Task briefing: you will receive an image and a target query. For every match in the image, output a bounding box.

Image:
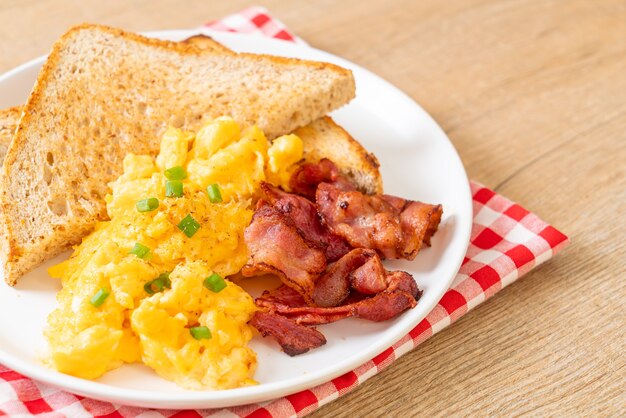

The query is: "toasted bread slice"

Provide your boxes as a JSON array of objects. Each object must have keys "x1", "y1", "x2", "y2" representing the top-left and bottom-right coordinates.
[
  {"x1": 0, "y1": 24, "x2": 356, "y2": 285},
  {"x1": 295, "y1": 117, "x2": 382, "y2": 195},
  {"x1": 0, "y1": 38, "x2": 379, "y2": 190},
  {"x1": 0, "y1": 35, "x2": 226, "y2": 169}
]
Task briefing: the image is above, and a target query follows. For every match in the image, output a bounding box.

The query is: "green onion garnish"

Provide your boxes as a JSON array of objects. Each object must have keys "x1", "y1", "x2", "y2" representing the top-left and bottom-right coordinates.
[
  {"x1": 189, "y1": 326, "x2": 212, "y2": 340},
  {"x1": 158, "y1": 272, "x2": 172, "y2": 288},
  {"x1": 129, "y1": 242, "x2": 151, "y2": 259},
  {"x1": 207, "y1": 184, "x2": 223, "y2": 203},
  {"x1": 178, "y1": 214, "x2": 200, "y2": 238},
  {"x1": 164, "y1": 166, "x2": 187, "y2": 181},
  {"x1": 143, "y1": 279, "x2": 162, "y2": 295},
  {"x1": 204, "y1": 273, "x2": 227, "y2": 293},
  {"x1": 90, "y1": 288, "x2": 109, "y2": 307},
  {"x1": 166, "y1": 180, "x2": 183, "y2": 198},
  {"x1": 144, "y1": 272, "x2": 172, "y2": 295},
  {"x1": 136, "y1": 197, "x2": 159, "y2": 212}
]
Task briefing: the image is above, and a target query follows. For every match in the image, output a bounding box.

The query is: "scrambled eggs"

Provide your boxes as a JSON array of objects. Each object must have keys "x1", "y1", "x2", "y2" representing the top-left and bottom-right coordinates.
[{"x1": 45, "y1": 117, "x2": 304, "y2": 389}]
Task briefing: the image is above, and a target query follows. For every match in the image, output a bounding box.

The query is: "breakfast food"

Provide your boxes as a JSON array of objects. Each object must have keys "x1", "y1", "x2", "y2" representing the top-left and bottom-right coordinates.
[
  {"x1": 45, "y1": 117, "x2": 303, "y2": 388},
  {"x1": 43, "y1": 114, "x2": 438, "y2": 383},
  {"x1": 0, "y1": 24, "x2": 356, "y2": 286},
  {"x1": 0, "y1": 35, "x2": 226, "y2": 169},
  {"x1": 241, "y1": 161, "x2": 442, "y2": 354},
  {"x1": 0, "y1": 23, "x2": 444, "y2": 390}
]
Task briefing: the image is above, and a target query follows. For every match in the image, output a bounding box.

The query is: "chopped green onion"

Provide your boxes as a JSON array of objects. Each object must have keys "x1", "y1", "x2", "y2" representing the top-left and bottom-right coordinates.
[
  {"x1": 90, "y1": 288, "x2": 109, "y2": 307},
  {"x1": 144, "y1": 272, "x2": 172, "y2": 295},
  {"x1": 129, "y1": 242, "x2": 151, "y2": 259},
  {"x1": 207, "y1": 184, "x2": 223, "y2": 203},
  {"x1": 143, "y1": 276, "x2": 167, "y2": 295},
  {"x1": 178, "y1": 214, "x2": 200, "y2": 238},
  {"x1": 204, "y1": 273, "x2": 227, "y2": 293},
  {"x1": 166, "y1": 180, "x2": 183, "y2": 198},
  {"x1": 164, "y1": 166, "x2": 187, "y2": 180},
  {"x1": 189, "y1": 326, "x2": 212, "y2": 340},
  {"x1": 143, "y1": 279, "x2": 162, "y2": 295},
  {"x1": 136, "y1": 197, "x2": 159, "y2": 212},
  {"x1": 158, "y1": 272, "x2": 172, "y2": 288}
]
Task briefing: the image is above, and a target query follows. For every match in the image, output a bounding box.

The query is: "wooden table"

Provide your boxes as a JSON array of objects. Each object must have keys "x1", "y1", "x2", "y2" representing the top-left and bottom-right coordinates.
[{"x1": 1, "y1": 0, "x2": 624, "y2": 415}]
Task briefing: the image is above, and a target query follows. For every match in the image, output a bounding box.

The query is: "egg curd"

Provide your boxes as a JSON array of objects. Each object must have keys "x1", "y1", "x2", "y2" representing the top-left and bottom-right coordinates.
[{"x1": 45, "y1": 117, "x2": 303, "y2": 389}]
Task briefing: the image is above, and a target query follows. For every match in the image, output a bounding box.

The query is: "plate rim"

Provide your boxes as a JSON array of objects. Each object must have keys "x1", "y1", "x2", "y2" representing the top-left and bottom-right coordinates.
[{"x1": 0, "y1": 28, "x2": 472, "y2": 409}]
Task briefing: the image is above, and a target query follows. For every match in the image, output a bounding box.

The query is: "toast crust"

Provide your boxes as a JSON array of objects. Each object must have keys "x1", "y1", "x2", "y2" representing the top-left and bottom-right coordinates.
[
  {"x1": 0, "y1": 106, "x2": 22, "y2": 164},
  {"x1": 296, "y1": 116, "x2": 382, "y2": 195},
  {"x1": 182, "y1": 34, "x2": 234, "y2": 53}
]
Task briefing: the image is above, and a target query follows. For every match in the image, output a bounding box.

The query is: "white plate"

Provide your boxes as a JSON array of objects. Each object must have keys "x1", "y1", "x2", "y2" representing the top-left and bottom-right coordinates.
[{"x1": 0, "y1": 29, "x2": 472, "y2": 409}]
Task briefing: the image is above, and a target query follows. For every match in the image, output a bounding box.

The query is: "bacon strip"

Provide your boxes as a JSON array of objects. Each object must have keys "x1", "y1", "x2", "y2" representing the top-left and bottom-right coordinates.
[
  {"x1": 316, "y1": 182, "x2": 443, "y2": 260},
  {"x1": 312, "y1": 248, "x2": 377, "y2": 307},
  {"x1": 241, "y1": 204, "x2": 326, "y2": 303},
  {"x1": 241, "y1": 157, "x2": 440, "y2": 355},
  {"x1": 249, "y1": 311, "x2": 326, "y2": 356},
  {"x1": 257, "y1": 290, "x2": 418, "y2": 326},
  {"x1": 312, "y1": 248, "x2": 421, "y2": 307},
  {"x1": 399, "y1": 198, "x2": 443, "y2": 249},
  {"x1": 349, "y1": 252, "x2": 387, "y2": 295},
  {"x1": 289, "y1": 158, "x2": 356, "y2": 200},
  {"x1": 385, "y1": 271, "x2": 421, "y2": 299},
  {"x1": 312, "y1": 249, "x2": 373, "y2": 307},
  {"x1": 260, "y1": 182, "x2": 351, "y2": 262},
  {"x1": 257, "y1": 285, "x2": 308, "y2": 308}
]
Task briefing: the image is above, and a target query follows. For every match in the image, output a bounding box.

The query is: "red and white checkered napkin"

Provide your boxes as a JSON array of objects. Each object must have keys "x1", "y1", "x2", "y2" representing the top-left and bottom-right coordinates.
[{"x1": 0, "y1": 7, "x2": 568, "y2": 418}]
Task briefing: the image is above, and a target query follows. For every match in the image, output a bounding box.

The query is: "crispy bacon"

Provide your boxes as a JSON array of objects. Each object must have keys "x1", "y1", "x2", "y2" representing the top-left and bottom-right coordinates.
[
  {"x1": 289, "y1": 158, "x2": 356, "y2": 199},
  {"x1": 312, "y1": 249, "x2": 376, "y2": 307},
  {"x1": 312, "y1": 248, "x2": 420, "y2": 307},
  {"x1": 349, "y1": 252, "x2": 387, "y2": 295},
  {"x1": 257, "y1": 290, "x2": 417, "y2": 326},
  {"x1": 260, "y1": 182, "x2": 351, "y2": 262},
  {"x1": 257, "y1": 285, "x2": 308, "y2": 308},
  {"x1": 313, "y1": 248, "x2": 387, "y2": 307},
  {"x1": 249, "y1": 311, "x2": 326, "y2": 356},
  {"x1": 399, "y1": 197, "x2": 443, "y2": 249},
  {"x1": 316, "y1": 182, "x2": 443, "y2": 260},
  {"x1": 386, "y1": 271, "x2": 421, "y2": 299},
  {"x1": 349, "y1": 291, "x2": 417, "y2": 322},
  {"x1": 241, "y1": 156, "x2": 442, "y2": 355},
  {"x1": 241, "y1": 204, "x2": 326, "y2": 303}
]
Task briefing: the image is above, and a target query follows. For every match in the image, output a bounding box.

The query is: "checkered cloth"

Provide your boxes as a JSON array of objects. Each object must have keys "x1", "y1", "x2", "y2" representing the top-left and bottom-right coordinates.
[{"x1": 0, "y1": 7, "x2": 568, "y2": 418}]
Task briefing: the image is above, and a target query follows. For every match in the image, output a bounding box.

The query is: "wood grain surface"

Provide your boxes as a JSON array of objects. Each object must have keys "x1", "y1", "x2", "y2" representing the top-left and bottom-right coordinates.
[{"x1": 1, "y1": 0, "x2": 624, "y2": 416}]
